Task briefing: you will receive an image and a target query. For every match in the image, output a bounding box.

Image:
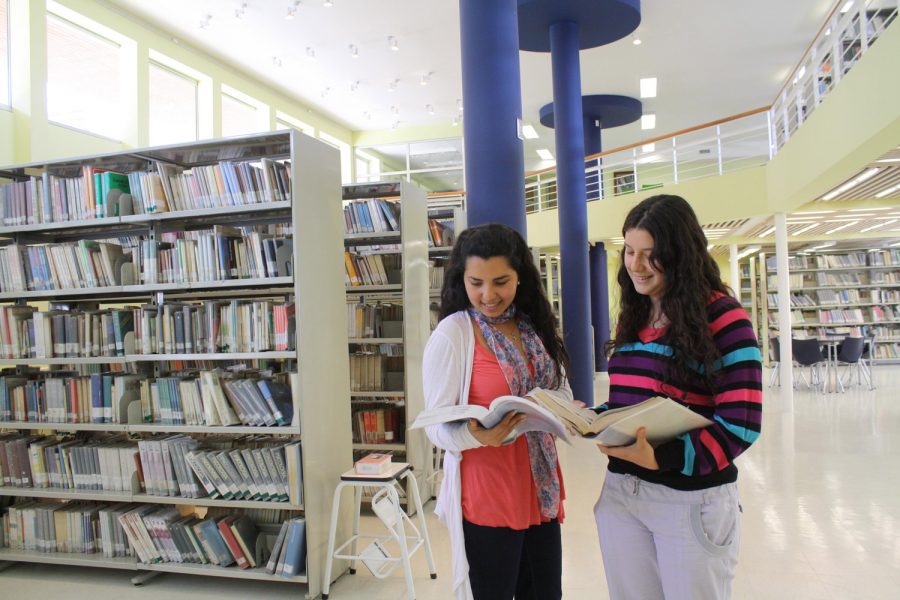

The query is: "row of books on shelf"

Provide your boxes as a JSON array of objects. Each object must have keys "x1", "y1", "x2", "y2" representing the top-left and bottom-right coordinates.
[
  {"x1": 0, "y1": 158, "x2": 292, "y2": 226},
  {"x1": 0, "y1": 432, "x2": 302, "y2": 505},
  {"x1": 427, "y1": 217, "x2": 454, "y2": 248},
  {"x1": 342, "y1": 199, "x2": 401, "y2": 234},
  {"x1": 0, "y1": 369, "x2": 295, "y2": 427},
  {"x1": 349, "y1": 353, "x2": 403, "y2": 392},
  {"x1": 1, "y1": 502, "x2": 307, "y2": 576},
  {"x1": 347, "y1": 301, "x2": 403, "y2": 339},
  {"x1": 351, "y1": 404, "x2": 403, "y2": 445},
  {"x1": 137, "y1": 229, "x2": 294, "y2": 284},
  {"x1": 0, "y1": 229, "x2": 295, "y2": 293},
  {"x1": 344, "y1": 251, "x2": 401, "y2": 287},
  {"x1": 769, "y1": 272, "x2": 900, "y2": 289},
  {"x1": 770, "y1": 250, "x2": 900, "y2": 271},
  {"x1": 0, "y1": 300, "x2": 296, "y2": 360},
  {"x1": 429, "y1": 262, "x2": 445, "y2": 290}
]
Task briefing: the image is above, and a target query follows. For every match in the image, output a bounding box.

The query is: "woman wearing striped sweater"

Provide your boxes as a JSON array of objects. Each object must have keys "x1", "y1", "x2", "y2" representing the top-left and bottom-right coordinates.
[{"x1": 595, "y1": 195, "x2": 762, "y2": 600}]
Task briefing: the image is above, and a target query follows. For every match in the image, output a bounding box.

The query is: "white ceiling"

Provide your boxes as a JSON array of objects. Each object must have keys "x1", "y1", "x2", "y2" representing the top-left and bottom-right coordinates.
[{"x1": 105, "y1": 0, "x2": 836, "y2": 169}]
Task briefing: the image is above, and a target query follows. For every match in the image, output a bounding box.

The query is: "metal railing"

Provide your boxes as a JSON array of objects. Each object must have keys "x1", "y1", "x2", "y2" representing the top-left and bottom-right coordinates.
[
  {"x1": 770, "y1": 0, "x2": 897, "y2": 151},
  {"x1": 525, "y1": 0, "x2": 897, "y2": 215}
]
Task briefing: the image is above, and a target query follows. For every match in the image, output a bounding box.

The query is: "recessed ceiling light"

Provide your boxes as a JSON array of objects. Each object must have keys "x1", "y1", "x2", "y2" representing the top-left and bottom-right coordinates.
[
  {"x1": 426, "y1": 104, "x2": 435, "y2": 115},
  {"x1": 522, "y1": 124, "x2": 539, "y2": 139},
  {"x1": 639, "y1": 77, "x2": 657, "y2": 98},
  {"x1": 861, "y1": 219, "x2": 897, "y2": 232},
  {"x1": 875, "y1": 183, "x2": 900, "y2": 198},
  {"x1": 350, "y1": 80, "x2": 359, "y2": 92},
  {"x1": 272, "y1": 56, "x2": 282, "y2": 67},
  {"x1": 792, "y1": 223, "x2": 819, "y2": 235},
  {"x1": 388, "y1": 35, "x2": 399, "y2": 51},
  {"x1": 825, "y1": 220, "x2": 859, "y2": 234},
  {"x1": 286, "y1": 1, "x2": 300, "y2": 19},
  {"x1": 457, "y1": 99, "x2": 464, "y2": 113},
  {"x1": 324, "y1": 0, "x2": 334, "y2": 7},
  {"x1": 537, "y1": 148, "x2": 554, "y2": 161},
  {"x1": 388, "y1": 79, "x2": 398, "y2": 92},
  {"x1": 305, "y1": 46, "x2": 315, "y2": 60},
  {"x1": 199, "y1": 14, "x2": 212, "y2": 29},
  {"x1": 452, "y1": 116, "x2": 460, "y2": 126},
  {"x1": 349, "y1": 44, "x2": 358, "y2": 58},
  {"x1": 632, "y1": 36, "x2": 642, "y2": 45},
  {"x1": 234, "y1": 2, "x2": 247, "y2": 19},
  {"x1": 390, "y1": 105, "x2": 399, "y2": 115},
  {"x1": 641, "y1": 113, "x2": 656, "y2": 130}
]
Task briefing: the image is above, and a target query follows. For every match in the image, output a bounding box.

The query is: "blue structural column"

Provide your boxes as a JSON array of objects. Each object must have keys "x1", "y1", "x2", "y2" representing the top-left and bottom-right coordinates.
[
  {"x1": 590, "y1": 243, "x2": 610, "y2": 372},
  {"x1": 584, "y1": 118, "x2": 609, "y2": 373},
  {"x1": 459, "y1": 0, "x2": 527, "y2": 235},
  {"x1": 549, "y1": 20, "x2": 593, "y2": 405}
]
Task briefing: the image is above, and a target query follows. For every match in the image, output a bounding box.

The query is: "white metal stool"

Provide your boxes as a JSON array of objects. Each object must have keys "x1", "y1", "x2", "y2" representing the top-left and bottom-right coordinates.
[{"x1": 322, "y1": 462, "x2": 436, "y2": 599}]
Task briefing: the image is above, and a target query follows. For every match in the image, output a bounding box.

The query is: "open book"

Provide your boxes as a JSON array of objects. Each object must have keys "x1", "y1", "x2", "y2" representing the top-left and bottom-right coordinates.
[
  {"x1": 530, "y1": 391, "x2": 714, "y2": 447},
  {"x1": 409, "y1": 395, "x2": 568, "y2": 441}
]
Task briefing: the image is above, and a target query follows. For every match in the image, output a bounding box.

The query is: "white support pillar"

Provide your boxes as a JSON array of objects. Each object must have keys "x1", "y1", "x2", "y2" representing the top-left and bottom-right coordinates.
[
  {"x1": 774, "y1": 213, "x2": 794, "y2": 394},
  {"x1": 729, "y1": 244, "x2": 740, "y2": 301}
]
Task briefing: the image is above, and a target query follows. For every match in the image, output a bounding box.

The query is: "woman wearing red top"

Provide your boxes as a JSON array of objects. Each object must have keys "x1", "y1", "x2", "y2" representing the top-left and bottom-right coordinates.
[{"x1": 422, "y1": 223, "x2": 575, "y2": 600}]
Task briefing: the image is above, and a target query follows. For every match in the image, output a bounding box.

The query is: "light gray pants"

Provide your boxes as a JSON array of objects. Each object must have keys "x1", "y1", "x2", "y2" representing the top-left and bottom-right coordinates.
[{"x1": 594, "y1": 472, "x2": 741, "y2": 600}]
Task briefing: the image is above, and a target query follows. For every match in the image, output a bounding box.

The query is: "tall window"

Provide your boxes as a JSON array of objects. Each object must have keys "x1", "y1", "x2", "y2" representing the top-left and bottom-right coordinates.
[
  {"x1": 221, "y1": 88, "x2": 265, "y2": 137},
  {"x1": 46, "y1": 13, "x2": 122, "y2": 139},
  {"x1": 0, "y1": 0, "x2": 9, "y2": 108},
  {"x1": 149, "y1": 61, "x2": 198, "y2": 146}
]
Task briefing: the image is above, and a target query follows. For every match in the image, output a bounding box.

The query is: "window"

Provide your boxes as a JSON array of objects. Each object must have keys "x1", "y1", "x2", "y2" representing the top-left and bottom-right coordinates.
[
  {"x1": 46, "y1": 13, "x2": 122, "y2": 139},
  {"x1": 148, "y1": 61, "x2": 198, "y2": 146},
  {"x1": 275, "y1": 111, "x2": 315, "y2": 137},
  {"x1": 221, "y1": 87, "x2": 266, "y2": 137},
  {"x1": 318, "y1": 131, "x2": 352, "y2": 184},
  {"x1": 0, "y1": 0, "x2": 9, "y2": 108}
]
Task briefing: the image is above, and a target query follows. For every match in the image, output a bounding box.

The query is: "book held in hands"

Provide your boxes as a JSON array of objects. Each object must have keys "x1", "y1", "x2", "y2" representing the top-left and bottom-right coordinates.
[
  {"x1": 409, "y1": 394, "x2": 569, "y2": 441},
  {"x1": 529, "y1": 391, "x2": 714, "y2": 447}
]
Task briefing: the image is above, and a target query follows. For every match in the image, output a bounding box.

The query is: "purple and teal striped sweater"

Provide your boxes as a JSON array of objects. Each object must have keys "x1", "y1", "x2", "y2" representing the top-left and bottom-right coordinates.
[{"x1": 604, "y1": 294, "x2": 763, "y2": 491}]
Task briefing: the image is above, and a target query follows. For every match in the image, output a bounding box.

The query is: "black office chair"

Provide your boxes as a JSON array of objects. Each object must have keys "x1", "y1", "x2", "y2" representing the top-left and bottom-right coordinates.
[
  {"x1": 792, "y1": 338, "x2": 826, "y2": 390},
  {"x1": 837, "y1": 336, "x2": 872, "y2": 390},
  {"x1": 768, "y1": 337, "x2": 781, "y2": 387}
]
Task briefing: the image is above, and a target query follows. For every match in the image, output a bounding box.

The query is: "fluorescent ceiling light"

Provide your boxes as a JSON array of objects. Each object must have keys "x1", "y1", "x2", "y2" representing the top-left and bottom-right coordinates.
[
  {"x1": 849, "y1": 206, "x2": 892, "y2": 211},
  {"x1": 809, "y1": 242, "x2": 837, "y2": 251},
  {"x1": 792, "y1": 210, "x2": 835, "y2": 215},
  {"x1": 821, "y1": 167, "x2": 880, "y2": 200},
  {"x1": 792, "y1": 223, "x2": 819, "y2": 235},
  {"x1": 736, "y1": 245, "x2": 762, "y2": 260},
  {"x1": 798, "y1": 66, "x2": 806, "y2": 79},
  {"x1": 522, "y1": 124, "x2": 539, "y2": 139},
  {"x1": 861, "y1": 219, "x2": 897, "y2": 232},
  {"x1": 707, "y1": 244, "x2": 715, "y2": 250},
  {"x1": 641, "y1": 113, "x2": 656, "y2": 130},
  {"x1": 758, "y1": 226, "x2": 776, "y2": 238},
  {"x1": 639, "y1": 77, "x2": 657, "y2": 98},
  {"x1": 536, "y1": 148, "x2": 554, "y2": 161},
  {"x1": 875, "y1": 183, "x2": 900, "y2": 198},
  {"x1": 840, "y1": 1, "x2": 854, "y2": 14},
  {"x1": 875, "y1": 158, "x2": 900, "y2": 163},
  {"x1": 825, "y1": 220, "x2": 859, "y2": 234},
  {"x1": 637, "y1": 153, "x2": 660, "y2": 164},
  {"x1": 890, "y1": 242, "x2": 900, "y2": 248},
  {"x1": 642, "y1": 143, "x2": 655, "y2": 153}
]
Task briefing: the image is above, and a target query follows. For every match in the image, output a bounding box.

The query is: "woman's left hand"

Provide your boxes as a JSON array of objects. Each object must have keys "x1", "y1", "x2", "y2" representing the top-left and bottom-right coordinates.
[{"x1": 597, "y1": 427, "x2": 659, "y2": 470}]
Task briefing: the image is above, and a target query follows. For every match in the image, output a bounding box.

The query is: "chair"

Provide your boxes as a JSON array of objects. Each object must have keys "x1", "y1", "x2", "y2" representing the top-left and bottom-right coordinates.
[
  {"x1": 768, "y1": 337, "x2": 781, "y2": 387},
  {"x1": 837, "y1": 336, "x2": 873, "y2": 390},
  {"x1": 791, "y1": 338, "x2": 826, "y2": 390}
]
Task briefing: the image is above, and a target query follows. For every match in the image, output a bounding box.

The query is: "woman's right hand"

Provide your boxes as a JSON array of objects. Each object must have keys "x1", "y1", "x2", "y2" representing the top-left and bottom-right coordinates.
[{"x1": 467, "y1": 411, "x2": 527, "y2": 447}]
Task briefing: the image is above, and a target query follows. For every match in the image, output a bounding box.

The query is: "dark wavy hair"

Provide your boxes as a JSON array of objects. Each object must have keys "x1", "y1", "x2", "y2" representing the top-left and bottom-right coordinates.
[
  {"x1": 440, "y1": 223, "x2": 570, "y2": 388},
  {"x1": 607, "y1": 195, "x2": 731, "y2": 390}
]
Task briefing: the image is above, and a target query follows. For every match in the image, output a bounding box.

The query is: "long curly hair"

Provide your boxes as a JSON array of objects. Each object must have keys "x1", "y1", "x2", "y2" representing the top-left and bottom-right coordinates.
[
  {"x1": 607, "y1": 195, "x2": 731, "y2": 391},
  {"x1": 440, "y1": 223, "x2": 570, "y2": 388}
]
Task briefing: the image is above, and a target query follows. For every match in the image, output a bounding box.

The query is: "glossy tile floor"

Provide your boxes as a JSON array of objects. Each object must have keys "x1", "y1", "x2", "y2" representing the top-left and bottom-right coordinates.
[{"x1": 3, "y1": 367, "x2": 900, "y2": 599}]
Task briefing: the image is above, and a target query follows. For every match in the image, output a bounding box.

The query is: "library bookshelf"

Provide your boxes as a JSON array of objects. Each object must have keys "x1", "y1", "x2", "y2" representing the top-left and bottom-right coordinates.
[
  {"x1": 0, "y1": 131, "x2": 352, "y2": 598},
  {"x1": 341, "y1": 182, "x2": 432, "y2": 507}
]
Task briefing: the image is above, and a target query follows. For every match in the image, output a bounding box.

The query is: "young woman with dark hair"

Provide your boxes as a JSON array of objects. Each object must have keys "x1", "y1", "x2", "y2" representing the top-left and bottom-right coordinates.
[
  {"x1": 422, "y1": 223, "x2": 574, "y2": 600},
  {"x1": 595, "y1": 194, "x2": 762, "y2": 600}
]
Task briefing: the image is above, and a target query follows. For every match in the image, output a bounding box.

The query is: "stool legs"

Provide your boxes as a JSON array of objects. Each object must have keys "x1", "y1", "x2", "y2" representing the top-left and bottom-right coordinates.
[
  {"x1": 405, "y1": 471, "x2": 437, "y2": 579},
  {"x1": 322, "y1": 481, "x2": 349, "y2": 599},
  {"x1": 389, "y1": 485, "x2": 416, "y2": 600}
]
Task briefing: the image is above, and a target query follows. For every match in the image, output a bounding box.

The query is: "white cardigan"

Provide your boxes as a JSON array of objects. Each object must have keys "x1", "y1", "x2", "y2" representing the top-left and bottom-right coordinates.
[{"x1": 422, "y1": 311, "x2": 574, "y2": 600}]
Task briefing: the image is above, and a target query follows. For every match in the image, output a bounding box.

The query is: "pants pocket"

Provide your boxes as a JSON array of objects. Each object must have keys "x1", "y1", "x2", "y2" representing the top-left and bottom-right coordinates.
[{"x1": 689, "y1": 495, "x2": 739, "y2": 557}]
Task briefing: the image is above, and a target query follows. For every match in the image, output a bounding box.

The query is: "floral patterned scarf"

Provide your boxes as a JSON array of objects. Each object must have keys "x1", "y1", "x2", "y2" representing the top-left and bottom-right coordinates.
[{"x1": 468, "y1": 305, "x2": 561, "y2": 519}]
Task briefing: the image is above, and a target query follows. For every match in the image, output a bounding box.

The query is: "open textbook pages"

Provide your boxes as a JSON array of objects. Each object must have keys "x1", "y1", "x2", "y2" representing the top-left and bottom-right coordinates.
[
  {"x1": 530, "y1": 391, "x2": 713, "y2": 447},
  {"x1": 409, "y1": 395, "x2": 569, "y2": 441}
]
